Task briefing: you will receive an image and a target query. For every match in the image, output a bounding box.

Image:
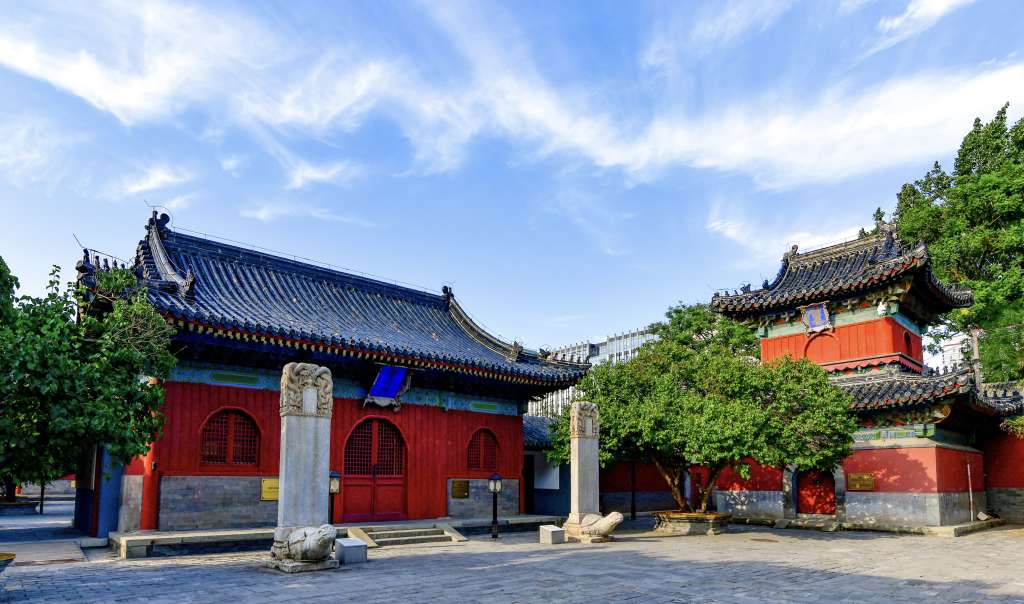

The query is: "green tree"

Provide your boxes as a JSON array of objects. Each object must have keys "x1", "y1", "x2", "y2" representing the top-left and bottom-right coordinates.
[
  {"x1": 0, "y1": 261, "x2": 176, "y2": 500},
  {"x1": 893, "y1": 104, "x2": 1024, "y2": 381},
  {"x1": 548, "y1": 304, "x2": 856, "y2": 512}
]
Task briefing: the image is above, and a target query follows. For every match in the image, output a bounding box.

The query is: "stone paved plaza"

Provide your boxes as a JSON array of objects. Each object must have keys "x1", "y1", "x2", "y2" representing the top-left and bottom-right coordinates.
[{"x1": 4, "y1": 522, "x2": 1024, "y2": 603}]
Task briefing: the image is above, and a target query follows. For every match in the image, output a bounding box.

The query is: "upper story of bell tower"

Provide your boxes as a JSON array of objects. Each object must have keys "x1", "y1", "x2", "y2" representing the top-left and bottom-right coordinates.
[{"x1": 711, "y1": 222, "x2": 973, "y2": 375}]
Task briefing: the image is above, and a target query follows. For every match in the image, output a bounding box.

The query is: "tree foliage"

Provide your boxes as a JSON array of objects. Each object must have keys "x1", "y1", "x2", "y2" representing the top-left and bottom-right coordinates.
[
  {"x1": 893, "y1": 104, "x2": 1024, "y2": 380},
  {"x1": 548, "y1": 304, "x2": 856, "y2": 512},
  {"x1": 0, "y1": 260, "x2": 176, "y2": 497}
]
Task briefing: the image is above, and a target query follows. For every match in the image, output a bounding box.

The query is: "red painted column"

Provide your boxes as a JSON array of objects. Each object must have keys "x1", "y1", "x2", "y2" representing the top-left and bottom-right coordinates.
[{"x1": 140, "y1": 446, "x2": 159, "y2": 530}]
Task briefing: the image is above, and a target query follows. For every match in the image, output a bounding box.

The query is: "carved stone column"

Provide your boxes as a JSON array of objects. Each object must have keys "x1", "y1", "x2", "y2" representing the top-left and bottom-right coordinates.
[
  {"x1": 563, "y1": 401, "x2": 602, "y2": 542},
  {"x1": 277, "y1": 362, "x2": 334, "y2": 528}
]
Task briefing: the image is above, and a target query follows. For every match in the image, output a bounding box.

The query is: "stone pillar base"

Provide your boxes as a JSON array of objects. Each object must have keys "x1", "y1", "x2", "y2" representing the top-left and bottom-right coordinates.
[
  {"x1": 562, "y1": 522, "x2": 611, "y2": 544},
  {"x1": 262, "y1": 558, "x2": 340, "y2": 573}
]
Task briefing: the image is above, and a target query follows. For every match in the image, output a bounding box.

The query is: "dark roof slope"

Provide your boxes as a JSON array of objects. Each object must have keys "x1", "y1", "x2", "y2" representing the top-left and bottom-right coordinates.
[
  {"x1": 112, "y1": 213, "x2": 588, "y2": 385},
  {"x1": 523, "y1": 415, "x2": 555, "y2": 449},
  {"x1": 831, "y1": 367, "x2": 1023, "y2": 416},
  {"x1": 712, "y1": 224, "x2": 972, "y2": 318}
]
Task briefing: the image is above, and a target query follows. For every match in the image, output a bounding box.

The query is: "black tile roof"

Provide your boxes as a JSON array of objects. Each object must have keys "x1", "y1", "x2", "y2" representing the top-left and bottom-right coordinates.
[
  {"x1": 91, "y1": 213, "x2": 589, "y2": 386},
  {"x1": 523, "y1": 415, "x2": 555, "y2": 449},
  {"x1": 711, "y1": 225, "x2": 972, "y2": 318},
  {"x1": 831, "y1": 367, "x2": 1023, "y2": 416}
]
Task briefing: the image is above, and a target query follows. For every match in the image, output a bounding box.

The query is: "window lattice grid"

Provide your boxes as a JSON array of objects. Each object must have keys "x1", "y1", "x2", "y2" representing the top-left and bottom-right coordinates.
[
  {"x1": 231, "y1": 413, "x2": 259, "y2": 465},
  {"x1": 201, "y1": 411, "x2": 260, "y2": 466},
  {"x1": 200, "y1": 413, "x2": 229, "y2": 464},
  {"x1": 344, "y1": 420, "x2": 374, "y2": 475},
  {"x1": 376, "y1": 421, "x2": 405, "y2": 477},
  {"x1": 468, "y1": 430, "x2": 497, "y2": 471}
]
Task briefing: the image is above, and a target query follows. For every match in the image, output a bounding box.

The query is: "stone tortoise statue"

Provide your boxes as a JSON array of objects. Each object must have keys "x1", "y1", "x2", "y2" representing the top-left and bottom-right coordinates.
[
  {"x1": 579, "y1": 511, "x2": 624, "y2": 537},
  {"x1": 271, "y1": 525, "x2": 338, "y2": 562}
]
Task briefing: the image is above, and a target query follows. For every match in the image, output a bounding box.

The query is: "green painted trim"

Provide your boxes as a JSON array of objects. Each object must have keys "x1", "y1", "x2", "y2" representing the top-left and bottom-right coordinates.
[{"x1": 763, "y1": 306, "x2": 923, "y2": 339}]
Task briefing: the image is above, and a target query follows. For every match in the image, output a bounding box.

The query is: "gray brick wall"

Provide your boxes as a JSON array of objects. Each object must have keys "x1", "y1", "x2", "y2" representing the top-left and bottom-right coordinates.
[
  {"x1": 118, "y1": 475, "x2": 143, "y2": 532},
  {"x1": 447, "y1": 479, "x2": 519, "y2": 518},
  {"x1": 159, "y1": 476, "x2": 277, "y2": 531},
  {"x1": 987, "y1": 488, "x2": 1024, "y2": 522}
]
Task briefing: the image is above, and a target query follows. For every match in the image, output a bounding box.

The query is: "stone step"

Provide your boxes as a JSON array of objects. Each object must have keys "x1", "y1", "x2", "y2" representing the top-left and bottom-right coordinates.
[
  {"x1": 362, "y1": 528, "x2": 446, "y2": 540},
  {"x1": 372, "y1": 534, "x2": 454, "y2": 547}
]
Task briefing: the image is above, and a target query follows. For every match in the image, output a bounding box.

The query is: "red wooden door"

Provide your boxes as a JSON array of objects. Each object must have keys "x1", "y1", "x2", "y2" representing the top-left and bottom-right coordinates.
[
  {"x1": 342, "y1": 419, "x2": 407, "y2": 522},
  {"x1": 797, "y1": 469, "x2": 836, "y2": 515}
]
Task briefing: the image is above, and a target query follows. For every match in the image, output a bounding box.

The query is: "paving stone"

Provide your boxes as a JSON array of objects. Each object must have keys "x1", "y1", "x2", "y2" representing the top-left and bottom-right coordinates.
[{"x1": 2, "y1": 523, "x2": 1024, "y2": 602}]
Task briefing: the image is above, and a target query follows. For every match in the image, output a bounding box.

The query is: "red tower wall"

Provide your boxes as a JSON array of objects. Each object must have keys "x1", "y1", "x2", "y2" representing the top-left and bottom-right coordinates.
[{"x1": 761, "y1": 317, "x2": 922, "y2": 370}]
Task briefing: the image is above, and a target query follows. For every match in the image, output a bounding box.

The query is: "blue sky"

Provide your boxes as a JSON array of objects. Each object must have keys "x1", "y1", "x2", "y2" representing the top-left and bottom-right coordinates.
[{"x1": 0, "y1": 0, "x2": 1021, "y2": 351}]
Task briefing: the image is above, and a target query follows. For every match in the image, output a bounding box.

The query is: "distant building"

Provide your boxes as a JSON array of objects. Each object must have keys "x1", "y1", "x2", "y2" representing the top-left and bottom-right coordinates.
[
  {"x1": 935, "y1": 333, "x2": 968, "y2": 370},
  {"x1": 528, "y1": 328, "x2": 655, "y2": 417}
]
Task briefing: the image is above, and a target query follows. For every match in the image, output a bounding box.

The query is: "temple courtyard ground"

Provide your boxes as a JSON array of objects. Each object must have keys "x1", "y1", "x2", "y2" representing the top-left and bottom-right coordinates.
[{"x1": 3, "y1": 520, "x2": 1024, "y2": 603}]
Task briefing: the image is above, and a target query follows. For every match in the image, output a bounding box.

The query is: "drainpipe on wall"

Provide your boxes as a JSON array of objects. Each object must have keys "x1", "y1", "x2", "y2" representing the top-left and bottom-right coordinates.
[{"x1": 966, "y1": 461, "x2": 975, "y2": 521}]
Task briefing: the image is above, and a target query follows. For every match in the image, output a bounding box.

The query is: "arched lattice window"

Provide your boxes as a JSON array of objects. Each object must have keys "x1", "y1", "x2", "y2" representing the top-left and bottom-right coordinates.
[
  {"x1": 201, "y1": 410, "x2": 259, "y2": 466},
  {"x1": 467, "y1": 429, "x2": 498, "y2": 471}
]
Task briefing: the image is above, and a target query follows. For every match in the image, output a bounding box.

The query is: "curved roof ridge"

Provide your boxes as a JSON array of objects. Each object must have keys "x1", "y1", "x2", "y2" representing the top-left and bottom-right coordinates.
[
  {"x1": 129, "y1": 213, "x2": 588, "y2": 386},
  {"x1": 149, "y1": 212, "x2": 446, "y2": 308}
]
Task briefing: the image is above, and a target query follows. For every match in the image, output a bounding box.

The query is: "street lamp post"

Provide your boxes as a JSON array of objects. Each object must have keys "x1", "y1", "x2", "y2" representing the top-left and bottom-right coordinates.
[{"x1": 488, "y1": 473, "x2": 502, "y2": 539}]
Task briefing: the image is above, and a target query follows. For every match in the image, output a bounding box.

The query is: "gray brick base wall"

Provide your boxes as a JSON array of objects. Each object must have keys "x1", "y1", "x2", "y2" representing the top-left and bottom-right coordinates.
[
  {"x1": 987, "y1": 488, "x2": 1024, "y2": 522},
  {"x1": 601, "y1": 491, "x2": 677, "y2": 513},
  {"x1": 118, "y1": 475, "x2": 143, "y2": 532},
  {"x1": 845, "y1": 491, "x2": 985, "y2": 526},
  {"x1": 715, "y1": 490, "x2": 785, "y2": 520},
  {"x1": 159, "y1": 476, "x2": 277, "y2": 531},
  {"x1": 447, "y1": 479, "x2": 519, "y2": 518}
]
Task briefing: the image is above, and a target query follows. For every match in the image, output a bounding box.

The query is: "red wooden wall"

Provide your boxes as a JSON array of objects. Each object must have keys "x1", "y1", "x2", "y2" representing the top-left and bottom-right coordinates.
[
  {"x1": 716, "y1": 461, "x2": 784, "y2": 491},
  {"x1": 983, "y1": 432, "x2": 1024, "y2": 489},
  {"x1": 152, "y1": 381, "x2": 524, "y2": 522},
  {"x1": 761, "y1": 317, "x2": 922, "y2": 369},
  {"x1": 841, "y1": 447, "x2": 983, "y2": 492},
  {"x1": 601, "y1": 461, "x2": 672, "y2": 492}
]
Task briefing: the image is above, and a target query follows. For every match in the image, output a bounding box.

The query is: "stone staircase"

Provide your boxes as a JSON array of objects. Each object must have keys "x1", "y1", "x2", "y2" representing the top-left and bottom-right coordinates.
[{"x1": 351, "y1": 524, "x2": 466, "y2": 548}]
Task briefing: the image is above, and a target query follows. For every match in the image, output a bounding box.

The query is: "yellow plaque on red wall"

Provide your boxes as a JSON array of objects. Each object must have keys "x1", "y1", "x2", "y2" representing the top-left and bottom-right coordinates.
[
  {"x1": 451, "y1": 480, "x2": 470, "y2": 499},
  {"x1": 847, "y1": 473, "x2": 875, "y2": 491},
  {"x1": 260, "y1": 478, "x2": 280, "y2": 501}
]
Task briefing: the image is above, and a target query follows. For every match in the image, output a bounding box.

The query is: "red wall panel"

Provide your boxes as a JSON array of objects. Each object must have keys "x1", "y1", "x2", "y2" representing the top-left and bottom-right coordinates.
[
  {"x1": 842, "y1": 446, "x2": 983, "y2": 493},
  {"x1": 761, "y1": 317, "x2": 922, "y2": 368},
  {"x1": 154, "y1": 381, "x2": 525, "y2": 522},
  {"x1": 716, "y1": 461, "x2": 784, "y2": 491},
  {"x1": 600, "y1": 462, "x2": 671, "y2": 492},
  {"x1": 984, "y1": 432, "x2": 1024, "y2": 488}
]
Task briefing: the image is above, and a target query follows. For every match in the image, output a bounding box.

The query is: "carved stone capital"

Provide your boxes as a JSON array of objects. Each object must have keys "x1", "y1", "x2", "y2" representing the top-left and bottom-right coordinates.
[
  {"x1": 280, "y1": 362, "x2": 334, "y2": 418},
  {"x1": 569, "y1": 401, "x2": 599, "y2": 439}
]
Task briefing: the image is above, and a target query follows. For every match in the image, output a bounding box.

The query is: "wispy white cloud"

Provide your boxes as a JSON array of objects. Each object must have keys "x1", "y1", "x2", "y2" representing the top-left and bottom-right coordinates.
[
  {"x1": 2, "y1": 0, "x2": 1015, "y2": 196},
  {"x1": 118, "y1": 164, "x2": 191, "y2": 196},
  {"x1": 0, "y1": 2, "x2": 272, "y2": 125},
  {"x1": 868, "y1": 0, "x2": 976, "y2": 56},
  {"x1": 286, "y1": 160, "x2": 362, "y2": 190},
  {"x1": 219, "y1": 155, "x2": 246, "y2": 176},
  {"x1": 547, "y1": 190, "x2": 634, "y2": 257},
  {"x1": 0, "y1": 114, "x2": 76, "y2": 189},
  {"x1": 162, "y1": 193, "x2": 194, "y2": 211},
  {"x1": 705, "y1": 201, "x2": 865, "y2": 269},
  {"x1": 240, "y1": 202, "x2": 374, "y2": 227},
  {"x1": 644, "y1": 0, "x2": 795, "y2": 69}
]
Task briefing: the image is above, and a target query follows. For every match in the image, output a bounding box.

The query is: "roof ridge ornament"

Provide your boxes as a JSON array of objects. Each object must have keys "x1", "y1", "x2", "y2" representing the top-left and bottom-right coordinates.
[{"x1": 145, "y1": 211, "x2": 195, "y2": 297}]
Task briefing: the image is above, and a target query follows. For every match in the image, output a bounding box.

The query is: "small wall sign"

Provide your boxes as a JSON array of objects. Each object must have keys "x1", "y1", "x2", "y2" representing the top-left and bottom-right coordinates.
[
  {"x1": 260, "y1": 478, "x2": 280, "y2": 501},
  {"x1": 847, "y1": 473, "x2": 875, "y2": 491},
  {"x1": 451, "y1": 479, "x2": 470, "y2": 499}
]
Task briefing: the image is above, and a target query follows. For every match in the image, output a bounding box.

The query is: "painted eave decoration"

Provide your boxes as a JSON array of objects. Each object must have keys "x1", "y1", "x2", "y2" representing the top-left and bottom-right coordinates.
[
  {"x1": 79, "y1": 212, "x2": 589, "y2": 387},
  {"x1": 711, "y1": 223, "x2": 972, "y2": 319}
]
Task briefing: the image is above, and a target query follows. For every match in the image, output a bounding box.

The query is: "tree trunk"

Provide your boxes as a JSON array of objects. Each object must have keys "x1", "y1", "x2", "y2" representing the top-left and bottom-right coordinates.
[
  {"x1": 652, "y1": 458, "x2": 692, "y2": 512},
  {"x1": 697, "y1": 467, "x2": 725, "y2": 513},
  {"x1": 1, "y1": 475, "x2": 15, "y2": 502}
]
